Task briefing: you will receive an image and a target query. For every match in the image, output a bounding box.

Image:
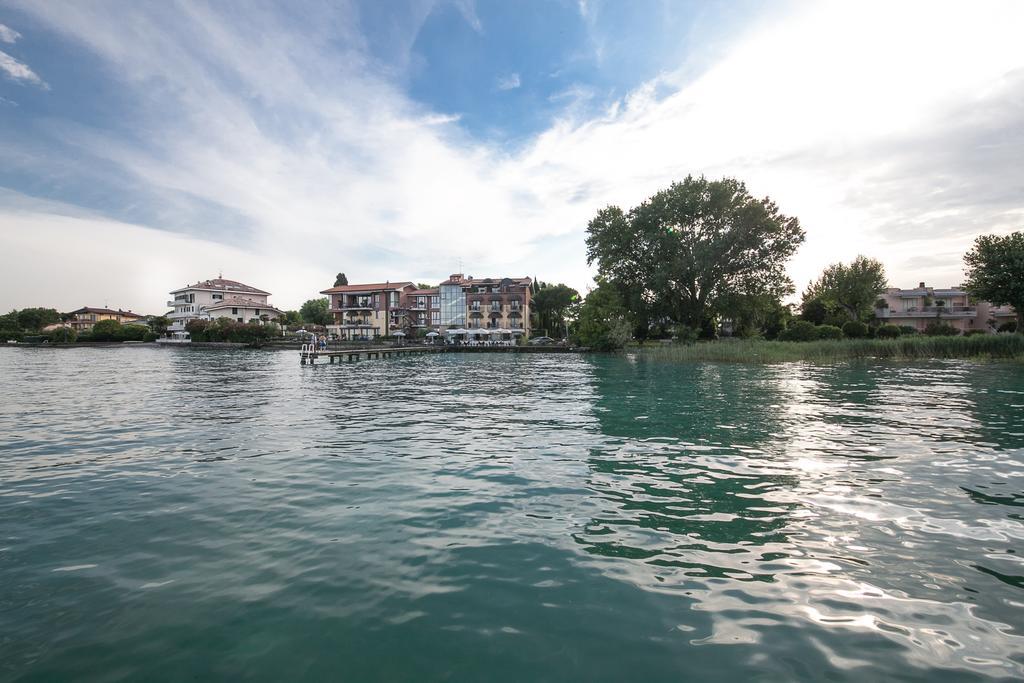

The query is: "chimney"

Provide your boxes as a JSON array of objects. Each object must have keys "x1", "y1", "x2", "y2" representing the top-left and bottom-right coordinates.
[{"x1": 918, "y1": 282, "x2": 925, "y2": 289}]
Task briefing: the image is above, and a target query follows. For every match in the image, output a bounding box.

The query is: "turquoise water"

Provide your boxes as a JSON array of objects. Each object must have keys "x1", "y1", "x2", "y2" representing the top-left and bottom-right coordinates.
[{"x1": 1, "y1": 348, "x2": 1023, "y2": 681}]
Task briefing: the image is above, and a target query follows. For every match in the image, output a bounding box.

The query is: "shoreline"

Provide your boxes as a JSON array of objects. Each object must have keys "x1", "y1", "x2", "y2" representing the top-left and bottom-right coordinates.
[{"x1": 629, "y1": 335, "x2": 1024, "y2": 364}]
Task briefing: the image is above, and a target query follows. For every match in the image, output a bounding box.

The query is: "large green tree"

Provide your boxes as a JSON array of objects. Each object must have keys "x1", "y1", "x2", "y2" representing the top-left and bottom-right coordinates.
[
  {"x1": 150, "y1": 316, "x2": 170, "y2": 336},
  {"x1": 801, "y1": 255, "x2": 887, "y2": 322},
  {"x1": 586, "y1": 176, "x2": 804, "y2": 336},
  {"x1": 16, "y1": 307, "x2": 61, "y2": 331},
  {"x1": 299, "y1": 297, "x2": 332, "y2": 326},
  {"x1": 963, "y1": 231, "x2": 1024, "y2": 331},
  {"x1": 334, "y1": 273, "x2": 348, "y2": 287},
  {"x1": 532, "y1": 283, "x2": 580, "y2": 337},
  {"x1": 575, "y1": 280, "x2": 632, "y2": 351}
]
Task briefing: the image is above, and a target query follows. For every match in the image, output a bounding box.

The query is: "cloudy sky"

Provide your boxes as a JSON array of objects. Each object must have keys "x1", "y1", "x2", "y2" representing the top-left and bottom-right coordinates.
[{"x1": 0, "y1": 0, "x2": 1022, "y2": 313}]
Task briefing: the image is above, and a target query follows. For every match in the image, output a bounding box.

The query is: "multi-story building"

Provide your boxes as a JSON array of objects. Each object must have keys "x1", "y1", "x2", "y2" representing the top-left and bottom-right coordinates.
[
  {"x1": 167, "y1": 277, "x2": 281, "y2": 337},
  {"x1": 320, "y1": 281, "x2": 416, "y2": 340},
  {"x1": 875, "y1": 282, "x2": 1017, "y2": 333},
  {"x1": 320, "y1": 275, "x2": 532, "y2": 340},
  {"x1": 406, "y1": 287, "x2": 441, "y2": 331},
  {"x1": 439, "y1": 274, "x2": 532, "y2": 338},
  {"x1": 67, "y1": 307, "x2": 143, "y2": 333}
]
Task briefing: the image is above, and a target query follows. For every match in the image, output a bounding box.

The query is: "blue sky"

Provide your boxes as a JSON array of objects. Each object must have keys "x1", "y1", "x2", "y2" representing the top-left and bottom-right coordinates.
[{"x1": 1, "y1": 0, "x2": 1022, "y2": 312}]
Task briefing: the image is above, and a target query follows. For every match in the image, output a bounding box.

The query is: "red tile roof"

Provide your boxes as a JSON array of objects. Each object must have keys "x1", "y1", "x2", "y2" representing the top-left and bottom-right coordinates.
[
  {"x1": 171, "y1": 278, "x2": 270, "y2": 296},
  {"x1": 320, "y1": 281, "x2": 414, "y2": 294},
  {"x1": 203, "y1": 297, "x2": 282, "y2": 314},
  {"x1": 69, "y1": 307, "x2": 142, "y2": 317}
]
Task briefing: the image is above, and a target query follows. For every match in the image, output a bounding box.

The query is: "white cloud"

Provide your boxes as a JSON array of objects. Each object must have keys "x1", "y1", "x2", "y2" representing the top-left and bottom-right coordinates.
[
  {"x1": 0, "y1": 23, "x2": 21, "y2": 43},
  {"x1": 0, "y1": 49, "x2": 47, "y2": 88},
  {"x1": 497, "y1": 72, "x2": 521, "y2": 90},
  {"x1": 1, "y1": 0, "x2": 1023, "y2": 314}
]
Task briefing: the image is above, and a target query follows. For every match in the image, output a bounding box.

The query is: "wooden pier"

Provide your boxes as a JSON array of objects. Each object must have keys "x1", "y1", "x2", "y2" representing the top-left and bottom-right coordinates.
[
  {"x1": 300, "y1": 344, "x2": 587, "y2": 364},
  {"x1": 300, "y1": 345, "x2": 443, "y2": 365}
]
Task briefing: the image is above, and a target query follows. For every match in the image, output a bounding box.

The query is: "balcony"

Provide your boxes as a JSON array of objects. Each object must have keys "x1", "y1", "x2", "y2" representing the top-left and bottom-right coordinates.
[
  {"x1": 337, "y1": 300, "x2": 374, "y2": 311},
  {"x1": 878, "y1": 306, "x2": 976, "y2": 318}
]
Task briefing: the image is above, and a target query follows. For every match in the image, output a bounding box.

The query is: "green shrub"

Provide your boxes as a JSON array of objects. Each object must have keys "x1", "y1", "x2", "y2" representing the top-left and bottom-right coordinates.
[
  {"x1": 90, "y1": 319, "x2": 123, "y2": 341},
  {"x1": 120, "y1": 324, "x2": 150, "y2": 341},
  {"x1": 963, "y1": 329, "x2": 987, "y2": 337},
  {"x1": 998, "y1": 321, "x2": 1018, "y2": 333},
  {"x1": 0, "y1": 328, "x2": 23, "y2": 342},
  {"x1": 925, "y1": 322, "x2": 959, "y2": 337},
  {"x1": 46, "y1": 327, "x2": 78, "y2": 343},
  {"x1": 876, "y1": 324, "x2": 902, "y2": 339},
  {"x1": 816, "y1": 324, "x2": 844, "y2": 340},
  {"x1": 186, "y1": 317, "x2": 272, "y2": 343},
  {"x1": 778, "y1": 320, "x2": 817, "y2": 342},
  {"x1": 673, "y1": 325, "x2": 699, "y2": 344},
  {"x1": 841, "y1": 321, "x2": 869, "y2": 338},
  {"x1": 899, "y1": 325, "x2": 919, "y2": 335}
]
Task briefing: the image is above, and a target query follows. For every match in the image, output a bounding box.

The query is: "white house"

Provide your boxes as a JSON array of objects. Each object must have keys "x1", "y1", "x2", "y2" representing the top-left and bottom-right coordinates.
[{"x1": 167, "y1": 277, "x2": 282, "y2": 338}]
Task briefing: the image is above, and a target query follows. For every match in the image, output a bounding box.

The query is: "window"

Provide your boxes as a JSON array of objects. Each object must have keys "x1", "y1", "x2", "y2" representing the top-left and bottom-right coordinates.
[
  {"x1": 254, "y1": 309, "x2": 260, "y2": 315},
  {"x1": 232, "y1": 308, "x2": 238, "y2": 315},
  {"x1": 440, "y1": 284, "x2": 466, "y2": 326},
  {"x1": 431, "y1": 311, "x2": 440, "y2": 324},
  {"x1": 212, "y1": 294, "x2": 223, "y2": 300}
]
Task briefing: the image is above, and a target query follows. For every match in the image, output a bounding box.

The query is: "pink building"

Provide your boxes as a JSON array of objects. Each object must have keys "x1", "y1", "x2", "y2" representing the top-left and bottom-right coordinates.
[{"x1": 875, "y1": 282, "x2": 1017, "y2": 333}]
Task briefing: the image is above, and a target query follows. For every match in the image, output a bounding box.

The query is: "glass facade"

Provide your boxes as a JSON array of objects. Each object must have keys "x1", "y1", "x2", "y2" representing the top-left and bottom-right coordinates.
[{"x1": 439, "y1": 284, "x2": 466, "y2": 327}]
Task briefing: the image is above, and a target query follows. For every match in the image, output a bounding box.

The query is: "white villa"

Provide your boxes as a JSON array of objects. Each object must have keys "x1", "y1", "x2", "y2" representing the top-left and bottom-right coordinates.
[{"x1": 167, "y1": 277, "x2": 282, "y2": 338}]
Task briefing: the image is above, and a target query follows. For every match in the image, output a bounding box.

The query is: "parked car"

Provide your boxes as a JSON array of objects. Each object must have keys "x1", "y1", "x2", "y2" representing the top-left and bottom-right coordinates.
[{"x1": 529, "y1": 336, "x2": 555, "y2": 345}]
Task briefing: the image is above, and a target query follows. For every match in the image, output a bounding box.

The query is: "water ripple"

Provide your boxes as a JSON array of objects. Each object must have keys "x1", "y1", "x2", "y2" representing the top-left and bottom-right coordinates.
[{"x1": 1, "y1": 348, "x2": 1022, "y2": 681}]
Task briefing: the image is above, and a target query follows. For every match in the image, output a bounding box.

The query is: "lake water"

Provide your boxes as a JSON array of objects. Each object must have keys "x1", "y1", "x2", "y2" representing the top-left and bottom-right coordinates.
[{"x1": 1, "y1": 347, "x2": 1023, "y2": 681}]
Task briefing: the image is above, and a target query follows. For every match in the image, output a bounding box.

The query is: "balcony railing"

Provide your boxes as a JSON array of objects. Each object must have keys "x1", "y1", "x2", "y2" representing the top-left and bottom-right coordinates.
[{"x1": 878, "y1": 306, "x2": 976, "y2": 317}]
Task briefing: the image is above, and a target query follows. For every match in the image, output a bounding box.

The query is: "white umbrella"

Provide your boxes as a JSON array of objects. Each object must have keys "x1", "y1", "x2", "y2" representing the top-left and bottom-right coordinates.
[
  {"x1": 426, "y1": 331, "x2": 439, "y2": 337},
  {"x1": 392, "y1": 330, "x2": 406, "y2": 336}
]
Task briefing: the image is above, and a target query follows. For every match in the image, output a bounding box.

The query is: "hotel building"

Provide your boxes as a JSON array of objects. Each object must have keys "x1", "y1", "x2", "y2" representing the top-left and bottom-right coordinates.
[
  {"x1": 875, "y1": 282, "x2": 1017, "y2": 333},
  {"x1": 167, "y1": 277, "x2": 281, "y2": 337},
  {"x1": 321, "y1": 274, "x2": 532, "y2": 340},
  {"x1": 439, "y1": 274, "x2": 531, "y2": 336}
]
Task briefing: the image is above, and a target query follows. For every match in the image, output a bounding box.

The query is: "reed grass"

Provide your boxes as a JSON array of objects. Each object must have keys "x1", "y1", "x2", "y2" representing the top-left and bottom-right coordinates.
[{"x1": 633, "y1": 334, "x2": 1024, "y2": 364}]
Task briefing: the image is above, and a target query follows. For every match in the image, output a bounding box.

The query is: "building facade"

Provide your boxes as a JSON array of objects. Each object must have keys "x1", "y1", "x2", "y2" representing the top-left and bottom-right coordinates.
[
  {"x1": 438, "y1": 274, "x2": 532, "y2": 337},
  {"x1": 875, "y1": 282, "x2": 1017, "y2": 333},
  {"x1": 167, "y1": 277, "x2": 281, "y2": 337},
  {"x1": 320, "y1": 275, "x2": 532, "y2": 340},
  {"x1": 320, "y1": 281, "x2": 416, "y2": 340},
  {"x1": 67, "y1": 307, "x2": 143, "y2": 332}
]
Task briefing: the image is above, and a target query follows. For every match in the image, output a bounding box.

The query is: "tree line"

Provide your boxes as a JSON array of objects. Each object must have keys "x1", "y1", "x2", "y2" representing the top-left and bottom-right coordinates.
[{"x1": 574, "y1": 176, "x2": 1024, "y2": 350}]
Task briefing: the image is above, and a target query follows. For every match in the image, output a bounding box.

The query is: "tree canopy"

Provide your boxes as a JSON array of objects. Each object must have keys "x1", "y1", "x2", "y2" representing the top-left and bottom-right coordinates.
[
  {"x1": 964, "y1": 231, "x2": 1024, "y2": 330},
  {"x1": 574, "y1": 280, "x2": 632, "y2": 351},
  {"x1": 532, "y1": 283, "x2": 579, "y2": 337},
  {"x1": 585, "y1": 176, "x2": 804, "y2": 336},
  {"x1": 801, "y1": 255, "x2": 887, "y2": 322},
  {"x1": 6, "y1": 307, "x2": 62, "y2": 331},
  {"x1": 334, "y1": 272, "x2": 348, "y2": 287},
  {"x1": 299, "y1": 298, "x2": 332, "y2": 326}
]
